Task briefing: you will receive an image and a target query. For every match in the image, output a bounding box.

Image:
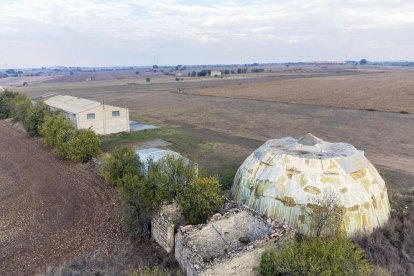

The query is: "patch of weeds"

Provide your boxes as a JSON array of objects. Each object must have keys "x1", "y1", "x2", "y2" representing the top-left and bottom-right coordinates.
[
  {"x1": 101, "y1": 129, "x2": 161, "y2": 150},
  {"x1": 218, "y1": 166, "x2": 239, "y2": 190}
]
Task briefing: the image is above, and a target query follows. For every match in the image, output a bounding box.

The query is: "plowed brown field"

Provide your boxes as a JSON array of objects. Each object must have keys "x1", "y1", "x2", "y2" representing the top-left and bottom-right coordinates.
[
  {"x1": 186, "y1": 71, "x2": 414, "y2": 113},
  {"x1": 0, "y1": 121, "x2": 123, "y2": 275}
]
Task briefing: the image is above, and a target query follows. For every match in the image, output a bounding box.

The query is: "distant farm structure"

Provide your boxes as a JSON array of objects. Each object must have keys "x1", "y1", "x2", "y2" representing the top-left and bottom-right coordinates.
[
  {"x1": 210, "y1": 70, "x2": 222, "y2": 77},
  {"x1": 44, "y1": 95, "x2": 130, "y2": 135}
]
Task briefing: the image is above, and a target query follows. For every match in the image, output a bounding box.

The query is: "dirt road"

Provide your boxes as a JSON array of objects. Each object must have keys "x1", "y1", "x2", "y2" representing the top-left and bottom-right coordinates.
[{"x1": 0, "y1": 121, "x2": 124, "y2": 275}]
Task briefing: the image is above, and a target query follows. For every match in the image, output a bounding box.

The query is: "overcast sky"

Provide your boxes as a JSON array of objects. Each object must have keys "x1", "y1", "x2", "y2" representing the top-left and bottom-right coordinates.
[{"x1": 1, "y1": 0, "x2": 414, "y2": 68}]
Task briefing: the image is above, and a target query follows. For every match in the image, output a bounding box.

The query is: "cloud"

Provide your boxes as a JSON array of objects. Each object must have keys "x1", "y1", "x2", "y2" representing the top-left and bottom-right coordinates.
[{"x1": 0, "y1": 0, "x2": 413, "y2": 67}]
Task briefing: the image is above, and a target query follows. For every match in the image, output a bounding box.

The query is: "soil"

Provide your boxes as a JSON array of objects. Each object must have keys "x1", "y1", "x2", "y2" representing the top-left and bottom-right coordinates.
[
  {"x1": 0, "y1": 121, "x2": 158, "y2": 275},
  {"x1": 186, "y1": 71, "x2": 414, "y2": 114}
]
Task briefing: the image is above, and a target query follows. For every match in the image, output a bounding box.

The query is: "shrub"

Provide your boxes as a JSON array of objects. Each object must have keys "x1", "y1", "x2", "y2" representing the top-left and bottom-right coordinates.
[
  {"x1": 176, "y1": 176, "x2": 223, "y2": 225},
  {"x1": 0, "y1": 90, "x2": 18, "y2": 119},
  {"x1": 353, "y1": 206, "x2": 414, "y2": 275},
  {"x1": 54, "y1": 127, "x2": 76, "y2": 158},
  {"x1": 40, "y1": 113, "x2": 73, "y2": 148},
  {"x1": 259, "y1": 236, "x2": 371, "y2": 276},
  {"x1": 146, "y1": 77, "x2": 151, "y2": 82},
  {"x1": 117, "y1": 173, "x2": 163, "y2": 240},
  {"x1": 307, "y1": 190, "x2": 343, "y2": 237},
  {"x1": 102, "y1": 146, "x2": 142, "y2": 186},
  {"x1": 147, "y1": 155, "x2": 198, "y2": 201},
  {"x1": 24, "y1": 101, "x2": 51, "y2": 136},
  {"x1": 130, "y1": 265, "x2": 183, "y2": 276},
  {"x1": 10, "y1": 93, "x2": 31, "y2": 122},
  {"x1": 64, "y1": 128, "x2": 101, "y2": 162}
]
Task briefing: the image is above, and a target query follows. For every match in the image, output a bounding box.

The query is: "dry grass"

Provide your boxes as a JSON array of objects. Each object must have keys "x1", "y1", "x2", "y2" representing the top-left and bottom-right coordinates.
[
  {"x1": 187, "y1": 71, "x2": 414, "y2": 113},
  {"x1": 353, "y1": 206, "x2": 414, "y2": 276}
]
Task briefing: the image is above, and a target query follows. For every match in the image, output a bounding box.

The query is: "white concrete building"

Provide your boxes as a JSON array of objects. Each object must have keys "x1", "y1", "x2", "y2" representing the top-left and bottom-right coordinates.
[
  {"x1": 44, "y1": 95, "x2": 130, "y2": 135},
  {"x1": 210, "y1": 70, "x2": 222, "y2": 77},
  {"x1": 135, "y1": 147, "x2": 197, "y2": 174}
]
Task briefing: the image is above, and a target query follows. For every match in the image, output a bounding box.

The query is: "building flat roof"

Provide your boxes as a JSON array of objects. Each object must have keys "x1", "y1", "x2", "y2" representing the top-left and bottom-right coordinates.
[
  {"x1": 44, "y1": 95, "x2": 101, "y2": 114},
  {"x1": 136, "y1": 148, "x2": 181, "y2": 164}
]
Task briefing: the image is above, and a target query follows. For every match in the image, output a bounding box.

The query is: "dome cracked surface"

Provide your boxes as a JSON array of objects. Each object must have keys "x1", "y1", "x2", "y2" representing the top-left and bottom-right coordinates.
[{"x1": 231, "y1": 133, "x2": 391, "y2": 236}]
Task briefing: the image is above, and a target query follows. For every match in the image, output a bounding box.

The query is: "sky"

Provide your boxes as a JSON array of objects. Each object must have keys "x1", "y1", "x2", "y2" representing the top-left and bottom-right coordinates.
[{"x1": 1, "y1": 0, "x2": 414, "y2": 68}]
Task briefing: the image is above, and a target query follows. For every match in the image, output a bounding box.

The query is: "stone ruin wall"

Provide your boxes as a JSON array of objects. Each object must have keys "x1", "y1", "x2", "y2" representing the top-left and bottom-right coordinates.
[
  {"x1": 175, "y1": 206, "x2": 295, "y2": 276},
  {"x1": 151, "y1": 214, "x2": 176, "y2": 253},
  {"x1": 151, "y1": 202, "x2": 184, "y2": 253}
]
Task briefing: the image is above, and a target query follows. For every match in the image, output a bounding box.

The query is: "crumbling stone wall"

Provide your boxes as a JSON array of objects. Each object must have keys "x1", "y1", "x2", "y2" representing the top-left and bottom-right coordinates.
[
  {"x1": 151, "y1": 202, "x2": 185, "y2": 253},
  {"x1": 175, "y1": 206, "x2": 294, "y2": 276}
]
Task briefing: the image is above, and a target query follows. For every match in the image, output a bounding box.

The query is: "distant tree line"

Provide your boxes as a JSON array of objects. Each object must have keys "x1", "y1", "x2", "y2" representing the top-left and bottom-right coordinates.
[{"x1": 186, "y1": 67, "x2": 262, "y2": 77}]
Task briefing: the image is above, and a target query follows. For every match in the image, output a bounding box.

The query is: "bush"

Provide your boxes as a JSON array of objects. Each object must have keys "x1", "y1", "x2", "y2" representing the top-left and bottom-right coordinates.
[
  {"x1": 10, "y1": 93, "x2": 31, "y2": 122},
  {"x1": 64, "y1": 128, "x2": 101, "y2": 162},
  {"x1": 117, "y1": 173, "x2": 163, "y2": 240},
  {"x1": 176, "y1": 176, "x2": 223, "y2": 224},
  {"x1": 353, "y1": 206, "x2": 414, "y2": 275},
  {"x1": 55, "y1": 127, "x2": 76, "y2": 158},
  {"x1": 24, "y1": 101, "x2": 51, "y2": 137},
  {"x1": 307, "y1": 190, "x2": 343, "y2": 237},
  {"x1": 40, "y1": 113, "x2": 73, "y2": 148},
  {"x1": 259, "y1": 236, "x2": 371, "y2": 276},
  {"x1": 146, "y1": 77, "x2": 151, "y2": 82},
  {"x1": 0, "y1": 90, "x2": 18, "y2": 119},
  {"x1": 130, "y1": 265, "x2": 183, "y2": 276},
  {"x1": 147, "y1": 155, "x2": 198, "y2": 202},
  {"x1": 102, "y1": 147, "x2": 142, "y2": 186}
]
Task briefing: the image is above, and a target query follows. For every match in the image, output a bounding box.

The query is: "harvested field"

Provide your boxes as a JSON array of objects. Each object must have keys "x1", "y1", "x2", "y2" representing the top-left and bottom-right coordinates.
[
  {"x1": 186, "y1": 71, "x2": 414, "y2": 113},
  {"x1": 18, "y1": 70, "x2": 414, "y2": 178},
  {"x1": 0, "y1": 121, "x2": 159, "y2": 275}
]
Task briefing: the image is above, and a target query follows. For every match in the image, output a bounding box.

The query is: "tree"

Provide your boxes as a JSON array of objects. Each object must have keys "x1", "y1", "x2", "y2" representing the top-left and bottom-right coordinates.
[
  {"x1": 147, "y1": 155, "x2": 198, "y2": 202},
  {"x1": 10, "y1": 93, "x2": 31, "y2": 122},
  {"x1": 0, "y1": 90, "x2": 18, "y2": 119},
  {"x1": 197, "y1": 70, "x2": 209, "y2": 77},
  {"x1": 24, "y1": 101, "x2": 51, "y2": 137},
  {"x1": 146, "y1": 77, "x2": 151, "y2": 83},
  {"x1": 102, "y1": 146, "x2": 142, "y2": 186},
  {"x1": 176, "y1": 176, "x2": 223, "y2": 225},
  {"x1": 64, "y1": 128, "x2": 101, "y2": 162},
  {"x1": 40, "y1": 113, "x2": 73, "y2": 148},
  {"x1": 307, "y1": 191, "x2": 343, "y2": 237},
  {"x1": 259, "y1": 236, "x2": 371, "y2": 276},
  {"x1": 360, "y1": 59, "x2": 368, "y2": 65},
  {"x1": 117, "y1": 173, "x2": 163, "y2": 240}
]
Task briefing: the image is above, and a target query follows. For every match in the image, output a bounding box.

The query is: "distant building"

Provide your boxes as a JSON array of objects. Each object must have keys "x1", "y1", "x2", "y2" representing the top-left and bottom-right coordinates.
[
  {"x1": 44, "y1": 95, "x2": 129, "y2": 135},
  {"x1": 210, "y1": 70, "x2": 222, "y2": 77}
]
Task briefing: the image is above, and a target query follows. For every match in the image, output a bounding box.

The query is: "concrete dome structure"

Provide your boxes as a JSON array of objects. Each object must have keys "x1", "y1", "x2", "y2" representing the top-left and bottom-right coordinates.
[{"x1": 231, "y1": 134, "x2": 391, "y2": 236}]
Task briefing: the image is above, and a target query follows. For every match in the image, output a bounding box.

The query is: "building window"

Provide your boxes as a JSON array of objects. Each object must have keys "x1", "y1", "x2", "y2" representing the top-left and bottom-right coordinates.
[
  {"x1": 112, "y1": 111, "x2": 120, "y2": 117},
  {"x1": 87, "y1": 113, "x2": 95, "y2": 119}
]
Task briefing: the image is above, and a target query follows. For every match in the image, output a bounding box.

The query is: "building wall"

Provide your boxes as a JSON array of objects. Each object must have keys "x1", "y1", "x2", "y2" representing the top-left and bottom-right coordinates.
[
  {"x1": 210, "y1": 70, "x2": 222, "y2": 77},
  {"x1": 77, "y1": 104, "x2": 129, "y2": 135}
]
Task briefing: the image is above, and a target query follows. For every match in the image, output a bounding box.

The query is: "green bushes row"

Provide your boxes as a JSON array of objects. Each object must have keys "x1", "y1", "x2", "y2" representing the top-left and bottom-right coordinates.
[
  {"x1": 0, "y1": 90, "x2": 100, "y2": 163},
  {"x1": 102, "y1": 147, "x2": 223, "y2": 239}
]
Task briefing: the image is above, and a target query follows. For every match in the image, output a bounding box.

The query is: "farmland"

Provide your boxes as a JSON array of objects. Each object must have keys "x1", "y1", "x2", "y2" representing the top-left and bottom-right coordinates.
[
  {"x1": 15, "y1": 65, "x2": 414, "y2": 180},
  {"x1": 1, "y1": 64, "x2": 413, "y2": 273}
]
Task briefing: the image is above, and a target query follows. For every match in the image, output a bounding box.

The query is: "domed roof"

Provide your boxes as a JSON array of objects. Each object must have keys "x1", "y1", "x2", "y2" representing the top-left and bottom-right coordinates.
[{"x1": 231, "y1": 134, "x2": 391, "y2": 236}]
